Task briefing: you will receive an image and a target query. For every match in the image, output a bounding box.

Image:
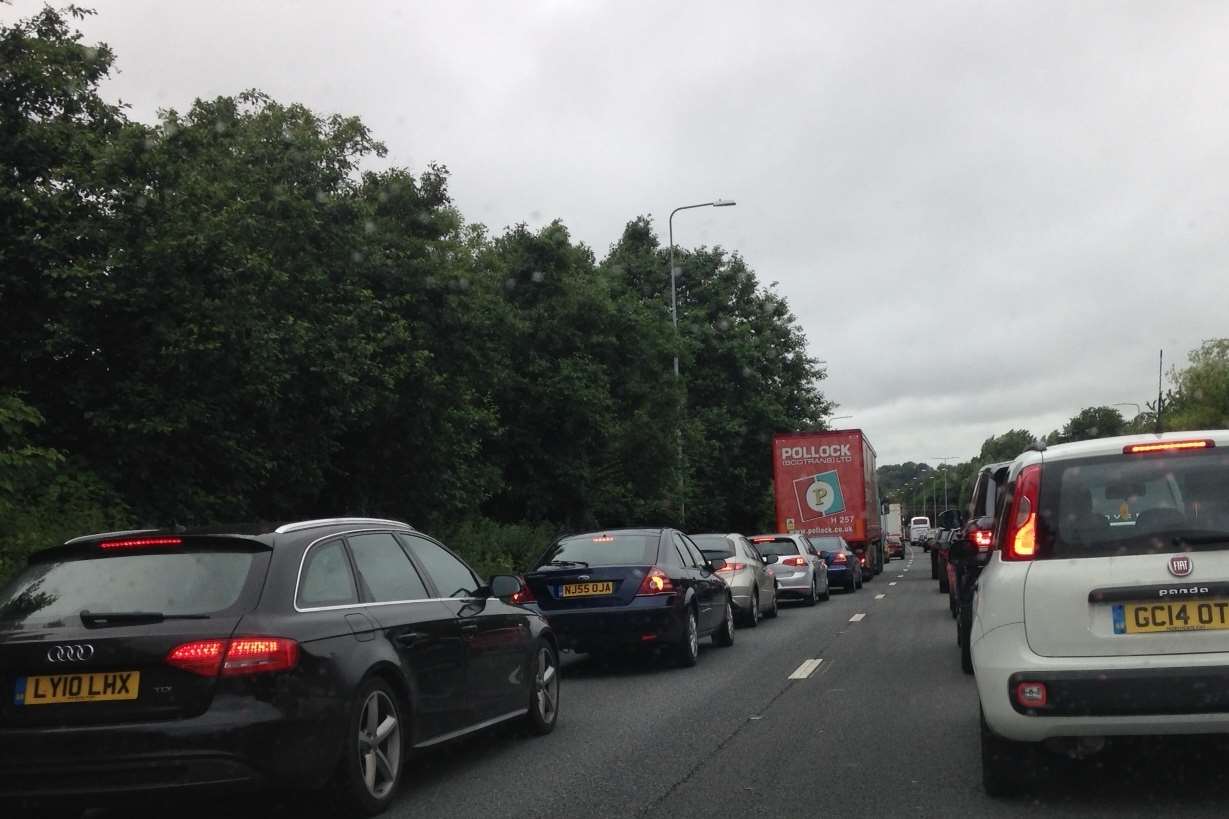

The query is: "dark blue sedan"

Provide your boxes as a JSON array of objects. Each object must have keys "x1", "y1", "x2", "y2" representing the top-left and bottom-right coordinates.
[{"x1": 815, "y1": 536, "x2": 863, "y2": 593}]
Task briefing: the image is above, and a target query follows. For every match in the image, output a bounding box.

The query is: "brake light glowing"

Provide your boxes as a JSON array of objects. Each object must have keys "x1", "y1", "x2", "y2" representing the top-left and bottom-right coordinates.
[
  {"x1": 716, "y1": 562, "x2": 746, "y2": 573},
  {"x1": 166, "y1": 637, "x2": 299, "y2": 677},
  {"x1": 99, "y1": 536, "x2": 183, "y2": 550},
  {"x1": 751, "y1": 536, "x2": 777, "y2": 543},
  {"x1": 592, "y1": 535, "x2": 614, "y2": 542},
  {"x1": 1015, "y1": 681, "x2": 1048, "y2": 708},
  {"x1": 781, "y1": 556, "x2": 807, "y2": 567},
  {"x1": 1124, "y1": 439, "x2": 1214, "y2": 455},
  {"x1": 832, "y1": 553, "x2": 848, "y2": 564},
  {"x1": 166, "y1": 640, "x2": 225, "y2": 676},
  {"x1": 222, "y1": 637, "x2": 299, "y2": 676},
  {"x1": 972, "y1": 530, "x2": 994, "y2": 550},
  {"x1": 511, "y1": 581, "x2": 536, "y2": 605},
  {"x1": 1003, "y1": 465, "x2": 1041, "y2": 561},
  {"x1": 636, "y1": 567, "x2": 675, "y2": 595}
]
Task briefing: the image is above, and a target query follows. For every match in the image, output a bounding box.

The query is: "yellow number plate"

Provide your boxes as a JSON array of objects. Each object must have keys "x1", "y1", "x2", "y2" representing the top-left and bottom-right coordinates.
[
  {"x1": 561, "y1": 582, "x2": 614, "y2": 598},
  {"x1": 1117, "y1": 599, "x2": 1229, "y2": 634},
  {"x1": 16, "y1": 671, "x2": 140, "y2": 705}
]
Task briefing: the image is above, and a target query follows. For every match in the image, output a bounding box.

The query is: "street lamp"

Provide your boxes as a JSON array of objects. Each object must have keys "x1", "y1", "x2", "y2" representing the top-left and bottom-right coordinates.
[
  {"x1": 929, "y1": 456, "x2": 961, "y2": 509},
  {"x1": 668, "y1": 199, "x2": 737, "y2": 522}
]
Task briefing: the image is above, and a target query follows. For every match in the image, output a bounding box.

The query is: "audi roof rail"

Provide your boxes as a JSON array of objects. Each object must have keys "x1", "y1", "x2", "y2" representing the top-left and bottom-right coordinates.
[
  {"x1": 63, "y1": 528, "x2": 159, "y2": 545},
  {"x1": 273, "y1": 518, "x2": 414, "y2": 535}
]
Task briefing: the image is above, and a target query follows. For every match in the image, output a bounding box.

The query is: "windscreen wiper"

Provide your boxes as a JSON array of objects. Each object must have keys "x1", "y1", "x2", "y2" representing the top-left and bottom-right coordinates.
[
  {"x1": 544, "y1": 560, "x2": 590, "y2": 568},
  {"x1": 80, "y1": 610, "x2": 211, "y2": 627}
]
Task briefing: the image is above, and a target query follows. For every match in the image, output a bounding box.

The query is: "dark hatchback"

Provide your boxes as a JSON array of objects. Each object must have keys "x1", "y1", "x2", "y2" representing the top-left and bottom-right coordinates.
[
  {"x1": 520, "y1": 528, "x2": 735, "y2": 667},
  {"x1": 0, "y1": 518, "x2": 559, "y2": 816}
]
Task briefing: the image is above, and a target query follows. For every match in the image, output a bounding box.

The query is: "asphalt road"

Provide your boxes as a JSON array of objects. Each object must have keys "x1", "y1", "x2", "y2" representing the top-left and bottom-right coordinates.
[{"x1": 85, "y1": 547, "x2": 1229, "y2": 818}]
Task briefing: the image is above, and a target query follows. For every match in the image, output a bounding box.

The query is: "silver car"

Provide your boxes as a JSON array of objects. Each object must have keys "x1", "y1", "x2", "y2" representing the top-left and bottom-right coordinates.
[
  {"x1": 748, "y1": 533, "x2": 830, "y2": 605},
  {"x1": 692, "y1": 533, "x2": 779, "y2": 626}
]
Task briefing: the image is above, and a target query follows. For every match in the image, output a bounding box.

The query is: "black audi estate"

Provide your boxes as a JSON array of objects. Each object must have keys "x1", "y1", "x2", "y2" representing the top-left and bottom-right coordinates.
[{"x1": 0, "y1": 518, "x2": 560, "y2": 815}]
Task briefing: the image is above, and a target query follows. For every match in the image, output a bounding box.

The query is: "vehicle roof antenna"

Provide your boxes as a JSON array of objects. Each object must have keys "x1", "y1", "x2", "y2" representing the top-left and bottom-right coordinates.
[{"x1": 1155, "y1": 348, "x2": 1164, "y2": 435}]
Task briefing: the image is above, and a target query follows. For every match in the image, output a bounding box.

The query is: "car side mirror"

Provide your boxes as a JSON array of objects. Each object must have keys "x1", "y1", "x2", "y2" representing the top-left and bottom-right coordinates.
[
  {"x1": 706, "y1": 559, "x2": 727, "y2": 573},
  {"x1": 762, "y1": 554, "x2": 779, "y2": 565},
  {"x1": 488, "y1": 575, "x2": 522, "y2": 598}
]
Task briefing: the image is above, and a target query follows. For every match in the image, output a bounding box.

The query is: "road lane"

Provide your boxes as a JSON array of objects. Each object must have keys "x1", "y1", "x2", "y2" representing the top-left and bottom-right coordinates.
[{"x1": 93, "y1": 547, "x2": 1229, "y2": 818}]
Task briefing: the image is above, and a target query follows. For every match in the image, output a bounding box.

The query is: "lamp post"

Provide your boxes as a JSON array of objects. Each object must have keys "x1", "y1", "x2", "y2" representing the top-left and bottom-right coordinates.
[
  {"x1": 929, "y1": 456, "x2": 960, "y2": 509},
  {"x1": 668, "y1": 199, "x2": 736, "y2": 522}
]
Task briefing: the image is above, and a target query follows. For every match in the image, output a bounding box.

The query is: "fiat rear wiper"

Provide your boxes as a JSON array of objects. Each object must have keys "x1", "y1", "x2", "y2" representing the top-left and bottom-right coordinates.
[
  {"x1": 80, "y1": 610, "x2": 211, "y2": 627},
  {"x1": 545, "y1": 560, "x2": 590, "y2": 568}
]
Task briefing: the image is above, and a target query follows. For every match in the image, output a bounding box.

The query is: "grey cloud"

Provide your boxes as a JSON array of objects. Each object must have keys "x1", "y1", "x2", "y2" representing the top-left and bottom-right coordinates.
[{"x1": 16, "y1": 0, "x2": 1228, "y2": 465}]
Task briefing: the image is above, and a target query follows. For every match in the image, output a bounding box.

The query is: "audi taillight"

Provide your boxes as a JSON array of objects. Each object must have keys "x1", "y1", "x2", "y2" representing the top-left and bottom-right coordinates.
[
  {"x1": 166, "y1": 639, "x2": 225, "y2": 676},
  {"x1": 1003, "y1": 464, "x2": 1041, "y2": 561},
  {"x1": 972, "y1": 529, "x2": 994, "y2": 551},
  {"x1": 636, "y1": 567, "x2": 675, "y2": 595},
  {"x1": 716, "y1": 562, "x2": 746, "y2": 573},
  {"x1": 167, "y1": 637, "x2": 299, "y2": 677},
  {"x1": 781, "y1": 556, "x2": 807, "y2": 567}
]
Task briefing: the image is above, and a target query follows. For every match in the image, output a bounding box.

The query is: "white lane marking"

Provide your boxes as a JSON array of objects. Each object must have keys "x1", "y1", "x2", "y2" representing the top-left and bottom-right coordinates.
[
  {"x1": 874, "y1": 593, "x2": 886, "y2": 600},
  {"x1": 788, "y1": 658, "x2": 824, "y2": 679},
  {"x1": 889, "y1": 581, "x2": 898, "y2": 586},
  {"x1": 897, "y1": 575, "x2": 904, "y2": 578},
  {"x1": 849, "y1": 613, "x2": 866, "y2": 622}
]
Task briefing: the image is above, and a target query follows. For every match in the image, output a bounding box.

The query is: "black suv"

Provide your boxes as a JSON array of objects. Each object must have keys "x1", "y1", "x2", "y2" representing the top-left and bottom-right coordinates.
[
  {"x1": 946, "y1": 462, "x2": 1011, "y2": 673},
  {"x1": 0, "y1": 518, "x2": 559, "y2": 815}
]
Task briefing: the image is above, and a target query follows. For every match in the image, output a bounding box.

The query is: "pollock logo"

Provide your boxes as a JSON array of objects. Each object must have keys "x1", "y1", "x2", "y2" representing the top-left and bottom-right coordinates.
[{"x1": 794, "y1": 470, "x2": 846, "y2": 520}]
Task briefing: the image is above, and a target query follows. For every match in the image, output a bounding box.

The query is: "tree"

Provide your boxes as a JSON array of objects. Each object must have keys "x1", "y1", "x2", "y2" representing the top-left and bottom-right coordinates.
[
  {"x1": 977, "y1": 429, "x2": 1036, "y2": 464},
  {"x1": 1046, "y1": 406, "x2": 1127, "y2": 445},
  {"x1": 1164, "y1": 339, "x2": 1229, "y2": 431}
]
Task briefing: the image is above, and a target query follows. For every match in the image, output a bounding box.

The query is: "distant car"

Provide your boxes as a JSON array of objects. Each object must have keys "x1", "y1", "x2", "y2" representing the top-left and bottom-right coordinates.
[
  {"x1": 521, "y1": 528, "x2": 735, "y2": 667},
  {"x1": 885, "y1": 534, "x2": 905, "y2": 561},
  {"x1": 0, "y1": 518, "x2": 559, "y2": 815},
  {"x1": 749, "y1": 534, "x2": 830, "y2": 605},
  {"x1": 974, "y1": 431, "x2": 1229, "y2": 797},
  {"x1": 692, "y1": 533, "x2": 779, "y2": 626},
  {"x1": 948, "y1": 461, "x2": 1011, "y2": 673},
  {"x1": 812, "y1": 536, "x2": 863, "y2": 592},
  {"x1": 909, "y1": 516, "x2": 931, "y2": 544}
]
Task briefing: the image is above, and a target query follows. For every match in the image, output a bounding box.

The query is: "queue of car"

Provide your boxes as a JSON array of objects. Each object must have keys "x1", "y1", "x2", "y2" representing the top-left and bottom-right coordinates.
[
  {"x1": 922, "y1": 430, "x2": 1229, "y2": 798},
  {"x1": 0, "y1": 520, "x2": 864, "y2": 815}
]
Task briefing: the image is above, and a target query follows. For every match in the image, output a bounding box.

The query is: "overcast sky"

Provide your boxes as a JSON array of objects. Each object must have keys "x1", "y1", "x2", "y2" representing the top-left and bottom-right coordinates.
[{"x1": 10, "y1": 0, "x2": 1229, "y2": 465}]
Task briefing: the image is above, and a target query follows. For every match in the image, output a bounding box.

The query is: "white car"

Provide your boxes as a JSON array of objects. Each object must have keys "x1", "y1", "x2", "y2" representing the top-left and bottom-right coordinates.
[{"x1": 972, "y1": 430, "x2": 1229, "y2": 796}]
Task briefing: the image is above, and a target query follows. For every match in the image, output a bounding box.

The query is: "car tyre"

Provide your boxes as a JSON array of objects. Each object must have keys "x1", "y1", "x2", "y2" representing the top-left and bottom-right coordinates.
[
  {"x1": 981, "y1": 708, "x2": 1040, "y2": 798},
  {"x1": 805, "y1": 578, "x2": 819, "y2": 606},
  {"x1": 819, "y1": 581, "x2": 830, "y2": 602},
  {"x1": 763, "y1": 588, "x2": 779, "y2": 619},
  {"x1": 845, "y1": 576, "x2": 856, "y2": 593},
  {"x1": 332, "y1": 677, "x2": 405, "y2": 817},
  {"x1": 939, "y1": 573, "x2": 949, "y2": 594},
  {"x1": 525, "y1": 640, "x2": 560, "y2": 735},
  {"x1": 714, "y1": 597, "x2": 736, "y2": 646},
  {"x1": 744, "y1": 592, "x2": 760, "y2": 627},
  {"x1": 675, "y1": 609, "x2": 700, "y2": 667},
  {"x1": 958, "y1": 605, "x2": 974, "y2": 675}
]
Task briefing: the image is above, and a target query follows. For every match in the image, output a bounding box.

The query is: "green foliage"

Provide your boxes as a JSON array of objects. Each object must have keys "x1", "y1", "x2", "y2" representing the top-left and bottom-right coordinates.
[
  {"x1": 1045, "y1": 406, "x2": 1127, "y2": 445},
  {"x1": 436, "y1": 518, "x2": 561, "y2": 580},
  {"x1": 1164, "y1": 339, "x2": 1229, "y2": 431},
  {"x1": 0, "y1": 8, "x2": 830, "y2": 581}
]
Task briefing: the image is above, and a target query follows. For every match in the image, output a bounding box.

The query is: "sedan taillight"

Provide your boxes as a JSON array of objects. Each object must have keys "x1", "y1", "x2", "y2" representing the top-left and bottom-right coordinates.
[
  {"x1": 636, "y1": 567, "x2": 675, "y2": 595},
  {"x1": 716, "y1": 562, "x2": 746, "y2": 573},
  {"x1": 781, "y1": 556, "x2": 807, "y2": 567}
]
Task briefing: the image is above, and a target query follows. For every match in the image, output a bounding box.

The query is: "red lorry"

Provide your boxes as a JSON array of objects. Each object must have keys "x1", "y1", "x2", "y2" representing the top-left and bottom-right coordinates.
[{"x1": 771, "y1": 429, "x2": 885, "y2": 578}]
